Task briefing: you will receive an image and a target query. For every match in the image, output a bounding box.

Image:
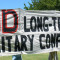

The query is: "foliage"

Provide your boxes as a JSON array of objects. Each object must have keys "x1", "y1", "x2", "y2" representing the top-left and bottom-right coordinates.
[{"x1": 24, "y1": 0, "x2": 60, "y2": 10}]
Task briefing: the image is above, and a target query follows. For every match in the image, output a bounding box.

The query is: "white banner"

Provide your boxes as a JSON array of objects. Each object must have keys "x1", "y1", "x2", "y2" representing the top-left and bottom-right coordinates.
[{"x1": 0, "y1": 8, "x2": 60, "y2": 56}]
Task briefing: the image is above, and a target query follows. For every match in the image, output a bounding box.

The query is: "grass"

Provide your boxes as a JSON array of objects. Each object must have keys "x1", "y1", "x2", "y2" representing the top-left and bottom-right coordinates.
[
  {"x1": 0, "y1": 56, "x2": 12, "y2": 60},
  {"x1": 0, "y1": 52, "x2": 60, "y2": 60},
  {"x1": 22, "y1": 53, "x2": 49, "y2": 60}
]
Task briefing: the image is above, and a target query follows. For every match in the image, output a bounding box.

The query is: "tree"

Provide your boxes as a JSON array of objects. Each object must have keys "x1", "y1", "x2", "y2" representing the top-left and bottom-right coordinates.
[{"x1": 24, "y1": 0, "x2": 60, "y2": 10}]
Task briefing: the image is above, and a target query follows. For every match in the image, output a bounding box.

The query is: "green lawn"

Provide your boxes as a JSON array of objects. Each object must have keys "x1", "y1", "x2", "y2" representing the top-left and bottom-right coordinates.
[
  {"x1": 0, "y1": 52, "x2": 60, "y2": 60},
  {"x1": 22, "y1": 53, "x2": 49, "y2": 60}
]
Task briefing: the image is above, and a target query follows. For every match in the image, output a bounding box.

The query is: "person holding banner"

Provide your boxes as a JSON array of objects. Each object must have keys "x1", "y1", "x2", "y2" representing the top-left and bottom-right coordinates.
[
  {"x1": 12, "y1": 54, "x2": 22, "y2": 60},
  {"x1": 48, "y1": 51, "x2": 58, "y2": 60}
]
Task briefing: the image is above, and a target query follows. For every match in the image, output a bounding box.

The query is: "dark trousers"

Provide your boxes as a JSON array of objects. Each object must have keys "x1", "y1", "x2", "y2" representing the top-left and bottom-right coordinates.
[{"x1": 48, "y1": 51, "x2": 58, "y2": 60}]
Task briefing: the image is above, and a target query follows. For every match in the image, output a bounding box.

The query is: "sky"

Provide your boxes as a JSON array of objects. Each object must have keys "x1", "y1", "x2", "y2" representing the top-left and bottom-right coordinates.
[{"x1": 0, "y1": 0, "x2": 31, "y2": 9}]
